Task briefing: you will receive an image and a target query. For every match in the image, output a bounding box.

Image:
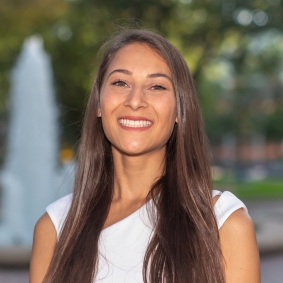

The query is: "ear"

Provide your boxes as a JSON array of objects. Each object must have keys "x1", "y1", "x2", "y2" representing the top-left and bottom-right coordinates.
[
  {"x1": 175, "y1": 117, "x2": 178, "y2": 123},
  {"x1": 97, "y1": 108, "x2": 101, "y2": 117}
]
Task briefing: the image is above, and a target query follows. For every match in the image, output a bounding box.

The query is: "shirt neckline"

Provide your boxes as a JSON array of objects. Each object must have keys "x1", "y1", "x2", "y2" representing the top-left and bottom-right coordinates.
[
  {"x1": 101, "y1": 190, "x2": 219, "y2": 232},
  {"x1": 102, "y1": 200, "x2": 150, "y2": 232}
]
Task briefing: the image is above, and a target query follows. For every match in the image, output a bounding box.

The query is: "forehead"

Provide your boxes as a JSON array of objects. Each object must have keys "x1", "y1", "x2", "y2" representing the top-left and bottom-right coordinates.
[{"x1": 106, "y1": 43, "x2": 171, "y2": 75}]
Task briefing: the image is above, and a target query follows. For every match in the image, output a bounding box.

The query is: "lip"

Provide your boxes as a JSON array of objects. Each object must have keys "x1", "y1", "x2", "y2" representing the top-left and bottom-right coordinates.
[
  {"x1": 118, "y1": 116, "x2": 153, "y2": 122},
  {"x1": 117, "y1": 116, "x2": 153, "y2": 131}
]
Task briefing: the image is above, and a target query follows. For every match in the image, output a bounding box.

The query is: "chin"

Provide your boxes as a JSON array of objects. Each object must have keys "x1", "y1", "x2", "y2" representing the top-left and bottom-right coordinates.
[
  {"x1": 119, "y1": 147, "x2": 148, "y2": 156},
  {"x1": 112, "y1": 143, "x2": 152, "y2": 157},
  {"x1": 112, "y1": 141, "x2": 167, "y2": 157}
]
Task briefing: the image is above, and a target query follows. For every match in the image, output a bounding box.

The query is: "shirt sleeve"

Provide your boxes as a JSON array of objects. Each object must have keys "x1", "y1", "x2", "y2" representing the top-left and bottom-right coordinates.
[
  {"x1": 46, "y1": 193, "x2": 73, "y2": 237},
  {"x1": 213, "y1": 191, "x2": 248, "y2": 229}
]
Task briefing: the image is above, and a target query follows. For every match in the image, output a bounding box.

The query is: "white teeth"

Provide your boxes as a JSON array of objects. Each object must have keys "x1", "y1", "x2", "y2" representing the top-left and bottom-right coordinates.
[{"x1": 118, "y1": 119, "x2": 152, "y2": 128}]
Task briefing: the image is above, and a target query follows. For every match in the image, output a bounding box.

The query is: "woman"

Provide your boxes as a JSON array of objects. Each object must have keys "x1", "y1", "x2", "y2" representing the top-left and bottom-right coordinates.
[{"x1": 30, "y1": 29, "x2": 260, "y2": 283}]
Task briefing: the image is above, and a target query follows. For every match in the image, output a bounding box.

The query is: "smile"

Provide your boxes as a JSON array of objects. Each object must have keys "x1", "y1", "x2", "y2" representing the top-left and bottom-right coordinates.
[{"x1": 118, "y1": 119, "x2": 152, "y2": 128}]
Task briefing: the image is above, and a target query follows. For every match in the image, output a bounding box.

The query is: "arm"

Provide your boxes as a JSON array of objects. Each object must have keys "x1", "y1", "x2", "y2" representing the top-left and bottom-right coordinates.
[
  {"x1": 30, "y1": 213, "x2": 57, "y2": 283},
  {"x1": 219, "y1": 208, "x2": 260, "y2": 283}
]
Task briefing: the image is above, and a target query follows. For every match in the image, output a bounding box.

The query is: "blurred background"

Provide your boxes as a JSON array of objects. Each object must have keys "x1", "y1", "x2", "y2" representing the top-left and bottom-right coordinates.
[{"x1": 0, "y1": 0, "x2": 282, "y2": 282}]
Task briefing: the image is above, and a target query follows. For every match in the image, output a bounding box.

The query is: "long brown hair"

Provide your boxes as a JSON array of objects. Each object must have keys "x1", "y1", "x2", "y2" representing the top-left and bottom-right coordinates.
[{"x1": 43, "y1": 29, "x2": 225, "y2": 283}]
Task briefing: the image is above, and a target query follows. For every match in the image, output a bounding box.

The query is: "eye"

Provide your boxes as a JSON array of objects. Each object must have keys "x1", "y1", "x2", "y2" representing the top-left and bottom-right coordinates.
[
  {"x1": 111, "y1": 80, "x2": 128, "y2": 87},
  {"x1": 150, "y1": 84, "x2": 166, "y2": 90}
]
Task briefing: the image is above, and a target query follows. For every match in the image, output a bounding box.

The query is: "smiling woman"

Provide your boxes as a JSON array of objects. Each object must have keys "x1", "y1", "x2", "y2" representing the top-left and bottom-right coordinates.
[
  {"x1": 29, "y1": 29, "x2": 260, "y2": 283},
  {"x1": 98, "y1": 43, "x2": 176, "y2": 157}
]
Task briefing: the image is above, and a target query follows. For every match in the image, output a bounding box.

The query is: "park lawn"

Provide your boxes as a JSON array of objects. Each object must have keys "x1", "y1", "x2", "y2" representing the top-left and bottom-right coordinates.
[{"x1": 214, "y1": 179, "x2": 283, "y2": 199}]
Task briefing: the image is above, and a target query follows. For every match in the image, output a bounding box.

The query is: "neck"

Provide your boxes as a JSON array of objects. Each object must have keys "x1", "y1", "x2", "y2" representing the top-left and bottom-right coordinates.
[{"x1": 111, "y1": 146, "x2": 165, "y2": 202}]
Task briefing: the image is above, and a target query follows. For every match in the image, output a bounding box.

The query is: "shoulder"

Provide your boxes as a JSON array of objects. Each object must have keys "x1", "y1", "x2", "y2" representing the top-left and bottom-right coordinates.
[
  {"x1": 214, "y1": 190, "x2": 254, "y2": 240},
  {"x1": 46, "y1": 193, "x2": 73, "y2": 236},
  {"x1": 30, "y1": 213, "x2": 57, "y2": 283},
  {"x1": 212, "y1": 190, "x2": 248, "y2": 229},
  {"x1": 30, "y1": 194, "x2": 73, "y2": 282},
  {"x1": 213, "y1": 191, "x2": 260, "y2": 282},
  {"x1": 34, "y1": 212, "x2": 56, "y2": 234},
  {"x1": 219, "y1": 206, "x2": 255, "y2": 240},
  {"x1": 220, "y1": 209, "x2": 260, "y2": 282}
]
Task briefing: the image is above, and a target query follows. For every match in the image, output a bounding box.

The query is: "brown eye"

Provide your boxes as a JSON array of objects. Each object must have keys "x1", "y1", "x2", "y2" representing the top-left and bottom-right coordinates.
[
  {"x1": 151, "y1": 84, "x2": 166, "y2": 90},
  {"x1": 112, "y1": 80, "x2": 127, "y2": 87}
]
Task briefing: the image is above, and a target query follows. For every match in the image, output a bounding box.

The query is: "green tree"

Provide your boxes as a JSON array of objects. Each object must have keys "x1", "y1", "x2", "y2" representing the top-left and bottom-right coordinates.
[{"x1": 1, "y1": 0, "x2": 283, "y2": 148}]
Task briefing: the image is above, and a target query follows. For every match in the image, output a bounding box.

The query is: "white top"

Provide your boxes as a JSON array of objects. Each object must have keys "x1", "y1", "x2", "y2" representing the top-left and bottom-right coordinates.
[{"x1": 46, "y1": 190, "x2": 247, "y2": 283}]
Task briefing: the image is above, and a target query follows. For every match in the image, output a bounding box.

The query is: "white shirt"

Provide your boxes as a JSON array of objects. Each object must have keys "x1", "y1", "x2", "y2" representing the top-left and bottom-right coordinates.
[{"x1": 46, "y1": 190, "x2": 247, "y2": 283}]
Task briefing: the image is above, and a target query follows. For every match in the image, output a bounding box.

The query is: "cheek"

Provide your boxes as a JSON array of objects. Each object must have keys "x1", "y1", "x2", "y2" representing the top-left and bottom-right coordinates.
[
  {"x1": 100, "y1": 92, "x2": 119, "y2": 116},
  {"x1": 157, "y1": 96, "x2": 177, "y2": 122},
  {"x1": 99, "y1": 93, "x2": 124, "y2": 142}
]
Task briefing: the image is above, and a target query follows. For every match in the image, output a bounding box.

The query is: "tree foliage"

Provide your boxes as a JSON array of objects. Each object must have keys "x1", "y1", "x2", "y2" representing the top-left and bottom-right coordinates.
[{"x1": 1, "y1": 0, "x2": 283, "y2": 146}]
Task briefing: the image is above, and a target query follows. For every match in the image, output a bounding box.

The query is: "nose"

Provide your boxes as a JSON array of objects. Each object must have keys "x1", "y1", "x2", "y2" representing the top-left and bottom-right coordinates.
[{"x1": 123, "y1": 85, "x2": 148, "y2": 110}]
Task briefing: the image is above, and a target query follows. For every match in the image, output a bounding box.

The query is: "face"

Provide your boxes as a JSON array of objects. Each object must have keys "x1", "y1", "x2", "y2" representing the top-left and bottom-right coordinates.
[{"x1": 98, "y1": 43, "x2": 177, "y2": 156}]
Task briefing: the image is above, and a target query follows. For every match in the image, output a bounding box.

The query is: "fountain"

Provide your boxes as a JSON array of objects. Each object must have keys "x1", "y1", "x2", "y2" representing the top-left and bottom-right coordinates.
[{"x1": 0, "y1": 36, "x2": 74, "y2": 253}]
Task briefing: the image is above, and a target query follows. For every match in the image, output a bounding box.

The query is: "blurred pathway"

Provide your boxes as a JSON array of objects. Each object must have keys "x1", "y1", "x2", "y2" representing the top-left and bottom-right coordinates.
[
  {"x1": 0, "y1": 269, "x2": 28, "y2": 283},
  {"x1": 261, "y1": 252, "x2": 283, "y2": 283},
  {"x1": 244, "y1": 199, "x2": 283, "y2": 253}
]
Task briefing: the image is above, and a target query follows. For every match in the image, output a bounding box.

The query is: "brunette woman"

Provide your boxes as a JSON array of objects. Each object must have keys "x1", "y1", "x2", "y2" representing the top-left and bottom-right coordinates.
[{"x1": 30, "y1": 29, "x2": 260, "y2": 283}]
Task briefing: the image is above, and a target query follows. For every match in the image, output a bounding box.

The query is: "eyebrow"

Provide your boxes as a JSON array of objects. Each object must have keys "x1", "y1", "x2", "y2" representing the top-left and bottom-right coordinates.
[
  {"x1": 147, "y1": 73, "x2": 172, "y2": 83},
  {"x1": 107, "y1": 69, "x2": 132, "y2": 79},
  {"x1": 107, "y1": 69, "x2": 172, "y2": 83}
]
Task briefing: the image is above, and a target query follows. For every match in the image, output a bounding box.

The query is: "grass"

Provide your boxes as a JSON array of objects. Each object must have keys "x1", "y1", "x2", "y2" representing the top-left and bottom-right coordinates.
[{"x1": 214, "y1": 178, "x2": 283, "y2": 199}]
